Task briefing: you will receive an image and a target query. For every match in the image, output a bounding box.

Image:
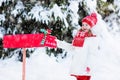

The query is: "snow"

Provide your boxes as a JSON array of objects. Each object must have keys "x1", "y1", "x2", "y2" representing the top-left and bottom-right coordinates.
[
  {"x1": 51, "y1": 4, "x2": 64, "y2": 21},
  {"x1": 114, "y1": 0, "x2": 120, "y2": 8},
  {"x1": 104, "y1": 0, "x2": 120, "y2": 41},
  {"x1": 11, "y1": 0, "x2": 25, "y2": 17},
  {"x1": 0, "y1": 27, "x2": 5, "y2": 39},
  {"x1": 27, "y1": 3, "x2": 69, "y2": 27},
  {"x1": 0, "y1": 48, "x2": 76, "y2": 80},
  {"x1": 68, "y1": 1, "x2": 80, "y2": 28},
  {"x1": 28, "y1": 4, "x2": 45, "y2": 22},
  {"x1": 114, "y1": 0, "x2": 120, "y2": 16},
  {"x1": 107, "y1": 4, "x2": 115, "y2": 11},
  {"x1": 0, "y1": 14, "x2": 5, "y2": 25},
  {"x1": 101, "y1": 0, "x2": 107, "y2": 2},
  {"x1": 0, "y1": 0, "x2": 8, "y2": 6},
  {"x1": 84, "y1": 0, "x2": 97, "y2": 13},
  {"x1": 50, "y1": 4, "x2": 69, "y2": 27}
]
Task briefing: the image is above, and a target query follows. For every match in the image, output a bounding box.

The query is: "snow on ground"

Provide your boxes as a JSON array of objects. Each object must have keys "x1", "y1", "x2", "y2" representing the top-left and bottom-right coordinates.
[{"x1": 0, "y1": 48, "x2": 76, "y2": 80}]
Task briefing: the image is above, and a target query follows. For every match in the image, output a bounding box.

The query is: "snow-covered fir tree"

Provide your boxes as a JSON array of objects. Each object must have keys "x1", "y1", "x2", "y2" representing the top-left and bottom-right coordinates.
[{"x1": 0, "y1": 0, "x2": 120, "y2": 61}]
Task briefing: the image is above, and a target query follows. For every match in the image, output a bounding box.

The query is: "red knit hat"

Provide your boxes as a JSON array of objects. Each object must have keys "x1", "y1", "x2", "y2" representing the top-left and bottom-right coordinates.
[{"x1": 82, "y1": 13, "x2": 97, "y2": 28}]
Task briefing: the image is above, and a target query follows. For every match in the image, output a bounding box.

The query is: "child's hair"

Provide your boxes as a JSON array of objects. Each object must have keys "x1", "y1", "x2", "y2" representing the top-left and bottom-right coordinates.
[{"x1": 88, "y1": 30, "x2": 93, "y2": 37}]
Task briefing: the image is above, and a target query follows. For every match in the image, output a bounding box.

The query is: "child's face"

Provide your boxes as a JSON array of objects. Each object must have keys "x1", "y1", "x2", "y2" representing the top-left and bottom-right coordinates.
[{"x1": 81, "y1": 22, "x2": 91, "y2": 32}]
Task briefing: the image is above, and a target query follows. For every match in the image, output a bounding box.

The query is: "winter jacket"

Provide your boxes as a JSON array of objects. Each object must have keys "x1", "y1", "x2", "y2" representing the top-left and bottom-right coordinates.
[
  {"x1": 57, "y1": 29, "x2": 99, "y2": 75},
  {"x1": 70, "y1": 29, "x2": 97, "y2": 75}
]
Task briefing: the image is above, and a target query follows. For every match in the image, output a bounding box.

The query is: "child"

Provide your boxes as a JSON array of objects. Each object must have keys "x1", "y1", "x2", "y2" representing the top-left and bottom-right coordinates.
[
  {"x1": 70, "y1": 13, "x2": 98, "y2": 80},
  {"x1": 72, "y1": 13, "x2": 97, "y2": 47}
]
